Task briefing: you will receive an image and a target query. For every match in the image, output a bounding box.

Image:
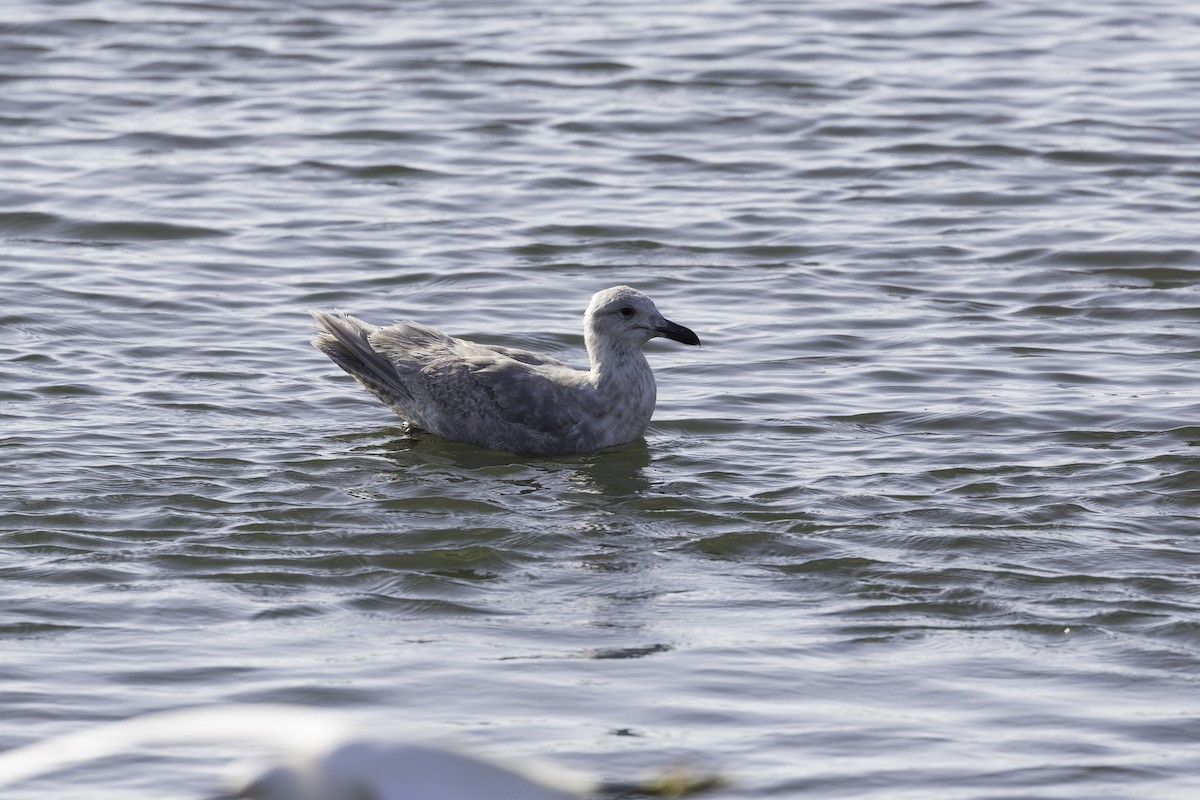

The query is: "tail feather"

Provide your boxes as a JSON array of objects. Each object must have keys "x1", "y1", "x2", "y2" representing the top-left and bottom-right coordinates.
[{"x1": 310, "y1": 310, "x2": 417, "y2": 414}]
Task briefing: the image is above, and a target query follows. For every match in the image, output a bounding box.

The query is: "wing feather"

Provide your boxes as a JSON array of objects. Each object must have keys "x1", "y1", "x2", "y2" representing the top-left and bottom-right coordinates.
[
  {"x1": 367, "y1": 325, "x2": 597, "y2": 449},
  {"x1": 316, "y1": 316, "x2": 613, "y2": 454}
]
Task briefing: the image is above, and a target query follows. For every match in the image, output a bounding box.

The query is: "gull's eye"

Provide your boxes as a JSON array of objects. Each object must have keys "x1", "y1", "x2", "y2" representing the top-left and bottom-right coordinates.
[{"x1": 619, "y1": 306, "x2": 635, "y2": 318}]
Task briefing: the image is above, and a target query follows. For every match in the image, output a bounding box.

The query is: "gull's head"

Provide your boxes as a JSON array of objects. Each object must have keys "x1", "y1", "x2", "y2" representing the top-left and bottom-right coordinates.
[{"x1": 584, "y1": 286, "x2": 701, "y2": 352}]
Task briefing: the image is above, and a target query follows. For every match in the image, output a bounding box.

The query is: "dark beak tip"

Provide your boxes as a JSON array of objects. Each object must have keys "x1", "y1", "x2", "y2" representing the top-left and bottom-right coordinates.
[{"x1": 658, "y1": 321, "x2": 701, "y2": 347}]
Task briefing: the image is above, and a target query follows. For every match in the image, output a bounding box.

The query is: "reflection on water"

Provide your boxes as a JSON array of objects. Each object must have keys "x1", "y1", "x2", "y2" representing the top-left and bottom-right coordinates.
[
  {"x1": 355, "y1": 427, "x2": 657, "y2": 501},
  {"x1": 570, "y1": 443, "x2": 654, "y2": 499}
]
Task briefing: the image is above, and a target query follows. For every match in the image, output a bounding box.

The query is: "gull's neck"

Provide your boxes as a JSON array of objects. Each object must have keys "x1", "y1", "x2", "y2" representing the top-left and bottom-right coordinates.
[
  {"x1": 582, "y1": 320, "x2": 659, "y2": 444},
  {"x1": 584, "y1": 329, "x2": 652, "y2": 388}
]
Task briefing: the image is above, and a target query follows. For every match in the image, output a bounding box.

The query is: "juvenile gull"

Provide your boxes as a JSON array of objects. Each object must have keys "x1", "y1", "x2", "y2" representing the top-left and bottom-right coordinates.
[{"x1": 310, "y1": 286, "x2": 700, "y2": 456}]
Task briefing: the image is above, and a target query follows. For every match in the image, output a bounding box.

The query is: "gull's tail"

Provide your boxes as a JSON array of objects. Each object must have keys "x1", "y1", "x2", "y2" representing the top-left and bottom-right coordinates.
[{"x1": 310, "y1": 310, "x2": 417, "y2": 417}]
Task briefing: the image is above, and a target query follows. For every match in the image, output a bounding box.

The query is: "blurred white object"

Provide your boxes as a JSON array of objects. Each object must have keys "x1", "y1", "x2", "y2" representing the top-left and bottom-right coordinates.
[
  {"x1": 0, "y1": 705, "x2": 594, "y2": 799},
  {"x1": 229, "y1": 737, "x2": 593, "y2": 800}
]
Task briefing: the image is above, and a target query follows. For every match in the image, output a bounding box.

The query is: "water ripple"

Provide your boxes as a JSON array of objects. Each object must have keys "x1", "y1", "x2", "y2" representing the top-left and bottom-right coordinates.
[{"x1": 4, "y1": 0, "x2": 1200, "y2": 798}]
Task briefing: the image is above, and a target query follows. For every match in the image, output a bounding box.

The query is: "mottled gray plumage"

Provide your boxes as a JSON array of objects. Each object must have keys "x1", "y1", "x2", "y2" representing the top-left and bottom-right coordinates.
[{"x1": 310, "y1": 286, "x2": 700, "y2": 456}]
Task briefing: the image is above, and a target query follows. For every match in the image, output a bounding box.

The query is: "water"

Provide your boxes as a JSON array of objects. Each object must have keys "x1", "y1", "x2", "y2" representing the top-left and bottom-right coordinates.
[{"x1": 3, "y1": 0, "x2": 1200, "y2": 796}]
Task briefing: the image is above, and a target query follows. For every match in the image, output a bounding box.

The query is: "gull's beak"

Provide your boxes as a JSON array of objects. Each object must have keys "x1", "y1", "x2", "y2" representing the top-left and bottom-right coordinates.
[{"x1": 655, "y1": 318, "x2": 701, "y2": 347}]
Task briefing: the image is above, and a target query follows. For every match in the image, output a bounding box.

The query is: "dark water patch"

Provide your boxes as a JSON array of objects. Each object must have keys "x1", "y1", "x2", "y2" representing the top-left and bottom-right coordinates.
[
  {"x1": 1087, "y1": 266, "x2": 1200, "y2": 288},
  {"x1": 524, "y1": 222, "x2": 668, "y2": 241},
  {"x1": 896, "y1": 189, "x2": 1059, "y2": 208},
  {"x1": 0, "y1": 622, "x2": 83, "y2": 640},
  {"x1": 2, "y1": 212, "x2": 226, "y2": 242},
  {"x1": 774, "y1": 556, "x2": 886, "y2": 578},
  {"x1": 125, "y1": 58, "x2": 225, "y2": 75},
  {"x1": 227, "y1": 683, "x2": 387, "y2": 709},
  {"x1": 876, "y1": 142, "x2": 1036, "y2": 159},
  {"x1": 682, "y1": 531, "x2": 823, "y2": 561},
  {"x1": 344, "y1": 594, "x2": 499, "y2": 618},
  {"x1": 510, "y1": 239, "x2": 669, "y2": 258},
  {"x1": 1042, "y1": 147, "x2": 1186, "y2": 167},
  {"x1": 105, "y1": 131, "x2": 253, "y2": 152},
  {"x1": 586, "y1": 643, "x2": 672, "y2": 660},
  {"x1": 1038, "y1": 248, "x2": 1198, "y2": 269},
  {"x1": 30, "y1": 382, "x2": 108, "y2": 398},
  {"x1": 349, "y1": 163, "x2": 449, "y2": 181},
  {"x1": 0, "y1": 16, "x2": 115, "y2": 38},
  {"x1": 251, "y1": 603, "x2": 329, "y2": 621},
  {"x1": 111, "y1": 664, "x2": 256, "y2": 688},
  {"x1": 892, "y1": 158, "x2": 986, "y2": 173},
  {"x1": 311, "y1": 128, "x2": 447, "y2": 144},
  {"x1": 0, "y1": 211, "x2": 62, "y2": 235}
]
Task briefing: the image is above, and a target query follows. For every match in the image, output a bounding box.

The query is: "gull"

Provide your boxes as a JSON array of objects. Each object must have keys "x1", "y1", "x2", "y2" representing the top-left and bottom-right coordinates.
[
  {"x1": 0, "y1": 704, "x2": 722, "y2": 799},
  {"x1": 310, "y1": 286, "x2": 700, "y2": 456}
]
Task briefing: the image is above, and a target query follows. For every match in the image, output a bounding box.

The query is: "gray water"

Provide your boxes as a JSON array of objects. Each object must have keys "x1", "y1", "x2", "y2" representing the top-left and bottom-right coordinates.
[{"x1": 4, "y1": 0, "x2": 1200, "y2": 797}]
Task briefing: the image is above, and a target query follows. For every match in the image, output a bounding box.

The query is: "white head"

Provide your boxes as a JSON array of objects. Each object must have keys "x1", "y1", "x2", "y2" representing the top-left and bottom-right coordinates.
[{"x1": 583, "y1": 286, "x2": 700, "y2": 360}]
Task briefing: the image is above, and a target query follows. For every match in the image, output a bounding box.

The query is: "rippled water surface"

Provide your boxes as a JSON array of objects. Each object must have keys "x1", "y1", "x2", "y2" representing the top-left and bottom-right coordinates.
[{"x1": 4, "y1": 0, "x2": 1200, "y2": 796}]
